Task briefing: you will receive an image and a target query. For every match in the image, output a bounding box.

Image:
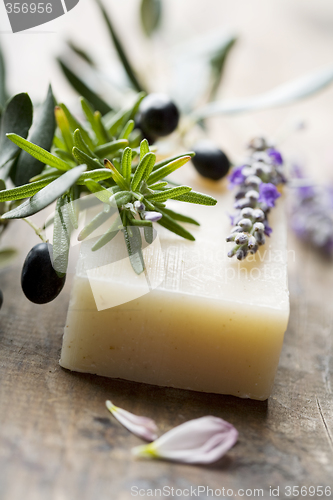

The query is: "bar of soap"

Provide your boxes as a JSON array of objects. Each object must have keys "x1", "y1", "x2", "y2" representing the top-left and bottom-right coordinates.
[{"x1": 60, "y1": 171, "x2": 289, "y2": 400}]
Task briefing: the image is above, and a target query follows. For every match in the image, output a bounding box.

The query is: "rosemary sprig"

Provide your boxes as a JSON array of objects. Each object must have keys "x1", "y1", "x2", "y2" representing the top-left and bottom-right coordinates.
[
  {"x1": 0, "y1": 92, "x2": 217, "y2": 275},
  {"x1": 226, "y1": 137, "x2": 285, "y2": 260}
]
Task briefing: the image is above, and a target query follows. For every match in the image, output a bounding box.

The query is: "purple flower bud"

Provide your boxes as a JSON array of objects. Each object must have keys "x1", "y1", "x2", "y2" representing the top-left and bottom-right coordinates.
[
  {"x1": 252, "y1": 208, "x2": 265, "y2": 222},
  {"x1": 268, "y1": 148, "x2": 283, "y2": 166},
  {"x1": 134, "y1": 200, "x2": 146, "y2": 212},
  {"x1": 253, "y1": 222, "x2": 265, "y2": 232},
  {"x1": 143, "y1": 211, "x2": 162, "y2": 222},
  {"x1": 248, "y1": 235, "x2": 257, "y2": 249},
  {"x1": 245, "y1": 190, "x2": 259, "y2": 201},
  {"x1": 228, "y1": 165, "x2": 246, "y2": 188},
  {"x1": 258, "y1": 183, "x2": 281, "y2": 208},
  {"x1": 263, "y1": 220, "x2": 273, "y2": 236},
  {"x1": 245, "y1": 175, "x2": 262, "y2": 188},
  {"x1": 235, "y1": 233, "x2": 248, "y2": 245},
  {"x1": 238, "y1": 218, "x2": 253, "y2": 231},
  {"x1": 241, "y1": 207, "x2": 254, "y2": 218}
]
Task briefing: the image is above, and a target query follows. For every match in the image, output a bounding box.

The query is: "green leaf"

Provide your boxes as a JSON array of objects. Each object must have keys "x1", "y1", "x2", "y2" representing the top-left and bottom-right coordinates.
[
  {"x1": 144, "y1": 225, "x2": 154, "y2": 244},
  {"x1": 157, "y1": 209, "x2": 195, "y2": 241},
  {"x1": 0, "y1": 42, "x2": 7, "y2": 109},
  {"x1": 148, "y1": 155, "x2": 191, "y2": 184},
  {"x1": 131, "y1": 152, "x2": 156, "y2": 191},
  {"x1": 209, "y1": 37, "x2": 237, "y2": 101},
  {"x1": 0, "y1": 176, "x2": 59, "y2": 202},
  {"x1": 94, "y1": 110, "x2": 110, "y2": 144},
  {"x1": 105, "y1": 92, "x2": 146, "y2": 136},
  {"x1": 72, "y1": 147, "x2": 103, "y2": 170},
  {"x1": 7, "y1": 134, "x2": 71, "y2": 172},
  {"x1": 148, "y1": 181, "x2": 168, "y2": 190},
  {"x1": 94, "y1": 139, "x2": 129, "y2": 158},
  {"x1": 54, "y1": 148, "x2": 76, "y2": 163},
  {"x1": 104, "y1": 159, "x2": 129, "y2": 191},
  {"x1": 172, "y1": 190, "x2": 217, "y2": 205},
  {"x1": 1, "y1": 165, "x2": 86, "y2": 219},
  {"x1": 123, "y1": 225, "x2": 145, "y2": 274},
  {"x1": 119, "y1": 119, "x2": 134, "y2": 140},
  {"x1": 147, "y1": 185, "x2": 192, "y2": 202},
  {"x1": 127, "y1": 217, "x2": 152, "y2": 227},
  {"x1": 55, "y1": 106, "x2": 74, "y2": 152},
  {"x1": 14, "y1": 86, "x2": 56, "y2": 186},
  {"x1": 59, "y1": 103, "x2": 94, "y2": 150},
  {"x1": 52, "y1": 196, "x2": 72, "y2": 275},
  {"x1": 161, "y1": 207, "x2": 200, "y2": 225},
  {"x1": 78, "y1": 208, "x2": 113, "y2": 241},
  {"x1": 76, "y1": 168, "x2": 114, "y2": 185},
  {"x1": 67, "y1": 40, "x2": 95, "y2": 66},
  {"x1": 83, "y1": 179, "x2": 112, "y2": 204},
  {"x1": 195, "y1": 65, "x2": 333, "y2": 118},
  {"x1": 73, "y1": 129, "x2": 98, "y2": 158},
  {"x1": 152, "y1": 151, "x2": 195, "y2": 171},
  {"x1": 97, "y1": 0, "x2": 146, "y2": 93},
  {"x1": 121, "y1": 146, "x2": 132, "y2": 183},
  {"x1": 91, "y1": 216, "x2": 121, "y2": 251},
  {"x1": 140, "y1": 139, "x2": 149, "y2": 160},
  {"x1": 58, "y1": 59, "x2": 113, "y2": 115},
  {"x1": 0, "y1": 248, "x2": 17, "y2": 269},
  {"x1": 140, "y1": 0, "x2": 162, "y2": 37},
  {"x1": 0, "y1": 93, "x2": 33, "y2": 170}
]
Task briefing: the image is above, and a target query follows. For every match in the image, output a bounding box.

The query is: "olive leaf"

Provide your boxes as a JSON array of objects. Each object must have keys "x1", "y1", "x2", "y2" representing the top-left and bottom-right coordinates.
[
  {"x1": 195, "y1": 65, "x2": 333, "y2": 118},
  {"x1": 0, "y1": 93, "x2": 33, "y2": 171},
  {"x1": 96, "y1": 0, "x2": 146, "y2": 93},
  {"x1": 14, "y1": 86, "x2": 56, "y2": 186},
  {"x1": 52, "y1": 197, "x2": 72, "y2": 275},
  {"x1": 209, "y1": 37, "x2": 237, "y2": 101},
  {"x1": 0, "y1": 248, "x2": 17, "y2": 269},
  {"x1": 0, "y1": 42, "x2": 8, "y2": 111},
  {"x1": 171, "y1": 32, "x2": 237, "y2": 112},
  {"x1": 1, "y1": 165, "x2": 86, "y2": 219},
  {"x1": 58, "y1": 59, "x2": 113, "y2": 115},
  {"x1": 140, "y1": 0, "x2": 162, "y2": 37},
  {"x1": 67, "y1": 40, "x2": 95, "y2": 67}
]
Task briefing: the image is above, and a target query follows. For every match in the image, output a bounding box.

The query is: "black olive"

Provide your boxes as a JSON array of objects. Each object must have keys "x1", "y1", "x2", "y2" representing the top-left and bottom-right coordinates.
[
  {"x1": 134, "y1": 114, "x2": 156, "y2": 145},
  {"x1": 21, "y1": 243, "x2": 66, "y2": 304},
  {"x1": 138, "y1": 93, "x2": 180, "y2": 139},
  {"x1": 192, "y1": 140, "x2": 230, "y2": 181},
  {"x1": 0, "y1": 289, "x2": 3, "y2": 310}
]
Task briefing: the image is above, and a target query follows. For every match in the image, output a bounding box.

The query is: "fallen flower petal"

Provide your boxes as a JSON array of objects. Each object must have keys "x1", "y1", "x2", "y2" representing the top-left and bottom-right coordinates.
[
  {"x1": 131, "y1": 416, "x2": 238, "y2": 464},
  {"x1": 105, "y1": 400, "x2": 158, "y2": 441}
]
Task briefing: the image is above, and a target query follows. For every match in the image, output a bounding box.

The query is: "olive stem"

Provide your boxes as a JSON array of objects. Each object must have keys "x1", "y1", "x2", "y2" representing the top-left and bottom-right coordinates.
[{"x1": 22, "y1": 218, "x2": 48, "y2": 243}]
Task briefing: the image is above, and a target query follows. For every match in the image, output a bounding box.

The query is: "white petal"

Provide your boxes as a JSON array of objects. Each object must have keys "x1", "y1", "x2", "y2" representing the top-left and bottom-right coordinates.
[
  {"x1": 106, "y1": 401, "x2": 158, "y2": 441},
  {"x1": 132, "y1": 416, "x2": 238, "y2": 464}
]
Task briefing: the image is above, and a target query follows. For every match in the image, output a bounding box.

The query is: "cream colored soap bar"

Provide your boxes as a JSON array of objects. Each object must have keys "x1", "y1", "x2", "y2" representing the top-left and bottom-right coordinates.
[{"x1": 60, "y1": 171, "x2": 289, "y2": 400}]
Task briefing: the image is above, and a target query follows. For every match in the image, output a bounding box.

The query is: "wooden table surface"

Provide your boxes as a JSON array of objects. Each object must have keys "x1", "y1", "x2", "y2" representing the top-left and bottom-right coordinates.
[{"x1": 1, "y1": 1, "x2": 333, "y2": 498}]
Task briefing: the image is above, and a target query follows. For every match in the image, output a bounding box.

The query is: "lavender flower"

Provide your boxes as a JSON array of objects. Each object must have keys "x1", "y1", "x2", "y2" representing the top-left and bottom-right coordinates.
[
  {"x1": 228, "y1": 165, "x2": 246, "y2": 188},
  {"x1": 268, "y1": 148, "x2": 283, "y2": 166},
  {"x1": 289, "y1": 166, "x2": 333, "y2": 256},
  {"x1": 226, "y1": 138, "x2": 285, "y2": 260},
  {"x1": 258, "y1": 183, "x2": 281, "y2": 208}
]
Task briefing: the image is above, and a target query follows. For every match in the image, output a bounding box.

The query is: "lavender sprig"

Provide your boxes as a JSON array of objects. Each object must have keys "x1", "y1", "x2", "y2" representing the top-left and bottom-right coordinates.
[
  {"x1": 227, "y1": 137, "x2": 285, "y2": 260},
  {"x1": 289, "y1": 165, "x2": 333, "y2": 256}
]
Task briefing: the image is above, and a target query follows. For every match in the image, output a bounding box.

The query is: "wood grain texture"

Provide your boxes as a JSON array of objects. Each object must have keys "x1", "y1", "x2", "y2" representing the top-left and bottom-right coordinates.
[{"x1": 0, "y1": 213, "x2": 332, "y2": 500}]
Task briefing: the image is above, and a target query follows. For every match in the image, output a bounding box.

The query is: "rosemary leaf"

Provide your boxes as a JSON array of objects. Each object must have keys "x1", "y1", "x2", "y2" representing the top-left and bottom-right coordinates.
[
  {"x1": 92, "y1": 216, "x2": 121, "y2": 251},
  {"x1": 161, "y1": 207, "x2": 200, "y2": 225},
  {"x1": 72, "y1": 147, "x2": 103, "y2": 170},
  {"x1": 147, "y1": 186, "x2": 192, "y2": 203},
  {"x1": 104, "y1": 159, "x2": 129, "y2": 191},
  {"x1": 119, "y1": 119, "x2": 134, "y2": 140},
  {"x1": 94, "y1": 139, "x2": 129, "y2": 158},
  {"x1": 121, "y1": 147, "x2": 132, "y2": 183},
  {"x1": 148, "y1": 155, "x2": 191, "y2": 184},
  {"x1": 172, "y1": 190, "x2": 217, "y2": 206},
  {"x1": 157, "y1": 208, "x2": 195, "y2": 241},
  {"x1": 131, "y1": 152, "x2": 156, "y2": 191},
  {"x1": 78, "y1": 208, "x2": 113, "y2": 241},
  {"x1": 6, "y1": 134, "x2": 71, "y2": 172},
  {"x1": 0, "y1": 176, "x2": 59, "y2": 202}
]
